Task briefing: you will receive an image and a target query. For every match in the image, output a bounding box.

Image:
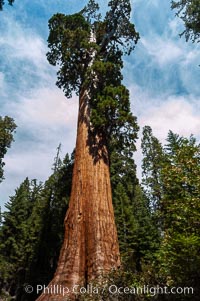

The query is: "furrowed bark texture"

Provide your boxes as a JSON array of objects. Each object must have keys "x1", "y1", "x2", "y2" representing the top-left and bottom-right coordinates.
[{"x1": 37, "y1": 89, "x2": 120, "y2": 301}]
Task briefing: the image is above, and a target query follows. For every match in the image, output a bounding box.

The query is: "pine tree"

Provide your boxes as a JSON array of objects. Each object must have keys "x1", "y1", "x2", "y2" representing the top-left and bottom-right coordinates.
[
  {"x1": 0, "y1": 151, "x2": 74, "y2": 301},
  {"x1": 23, "y1": 152, "x2": 74, "y2": 301},
  {"x1": 110, "y1": 141, "x2": 158, "y2": 272},
  {"x1": 141, "y1": 126, "x2": 164, "y2": 212},
  {"x1": 0, "y1": 116, "x2": 16, "y2": 183},
  {"x1": 0, "y1": 178, "x2": 42, "y2": 296},
  {"x1": 141, "y1": 125, "x2": 166, "y2": 248},
  {"x1": 141, "y1": 127, "x2": 200, "y2": 300},
  {"x1": 157, "y1": 132, "x2": 200, "y2": 299}
]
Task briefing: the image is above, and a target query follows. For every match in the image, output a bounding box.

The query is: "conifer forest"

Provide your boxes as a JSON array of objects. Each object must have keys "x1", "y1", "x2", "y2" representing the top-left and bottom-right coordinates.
[{"x1": 0, "y1": 0, "x2": 200, "y2": 300}]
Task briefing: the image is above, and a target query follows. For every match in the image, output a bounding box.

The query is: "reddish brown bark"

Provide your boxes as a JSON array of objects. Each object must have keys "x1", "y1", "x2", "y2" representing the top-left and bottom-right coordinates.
[{"x1": 36, "y1": 90, "x2": 120, "y2": 301}]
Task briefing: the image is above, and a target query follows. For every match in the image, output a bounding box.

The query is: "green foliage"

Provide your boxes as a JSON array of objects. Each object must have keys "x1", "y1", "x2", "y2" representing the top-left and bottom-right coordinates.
[
  {"x1": 141, "y1": 126, "x2": 165, "y2": 211},
  {"x1": 113, "y1": 183, "x2": 159, "y2": 273},
  {"x1": 171, "y1": 0, "x2": 200, "y2": 42},
  {"x1": 0, "y1": 116, "x2": 16, "y2": 183},
  {"x1": 78, "y1": 270, "x2": 139, "y2": 300},
  {"x1": 104, "y1": 0, "x2": 139, "y2": 55},
  {"x1": 47, "y1": 0, "x2": 139, "y2": 94},
  {"x1": 47, "y1": 0, "x2": 139, "y2": 154},
  {"x1": 142, "y1": 127, "x2": 200, "y2": 300},
  {"x1": 47, "y1": 13, "x2": 91, "y2": 98},
  {"x1": 0, "y1": 178, "x2": 43, "y2": 295},
  {"x1": 110, "y1": 144, "x2": 138, "y2": 256},
  {"x1": 81, "y1": 0, "x2": 101, "y2": 23},
  {"x1": 18, "y1": 153, "x2": 74, "y2": 301},
  {"x1": 0, "y1": 151, "x2": 74, "y2": 300},
  {"x1": 110, "y1": 133, "x2": 159, "y2": 273},
  {"x1": 89, "y1": 69, "x2": 139, "y2": 150},
  {"x1": 0, "y1": 0, "x2": 14, "y2": 10},
  {"x1": 157, "y1": 133, "x2": 200, "y2": 291}
]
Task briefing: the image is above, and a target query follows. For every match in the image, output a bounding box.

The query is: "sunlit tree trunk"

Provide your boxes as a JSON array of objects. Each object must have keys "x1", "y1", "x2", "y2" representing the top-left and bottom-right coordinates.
[{"x1": 37, "y1": 88, "x2": 120, "y2": 301}]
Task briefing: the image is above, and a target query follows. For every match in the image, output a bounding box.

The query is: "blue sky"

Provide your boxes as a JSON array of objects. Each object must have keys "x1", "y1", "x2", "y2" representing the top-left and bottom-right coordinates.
[{"x1": 0, "y1": 0, "x2": 199, "y2": 210}]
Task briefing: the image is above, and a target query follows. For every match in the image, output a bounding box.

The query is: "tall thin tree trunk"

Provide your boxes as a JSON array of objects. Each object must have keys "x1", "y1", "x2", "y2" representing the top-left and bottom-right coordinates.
[{"x1": 36, "y1": 89, "x2": 120, "y2": 301}]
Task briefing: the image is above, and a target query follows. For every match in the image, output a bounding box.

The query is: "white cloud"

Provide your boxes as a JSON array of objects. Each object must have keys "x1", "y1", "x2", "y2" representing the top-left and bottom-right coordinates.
[
  {"x1": 7, "y1": 88, "x2": 79, "y2": 130},
  {"x1": 0, "y1": 72, "x2": 5, "y2": 90},
  {"x1": 4, "y1": 86, "x2": 79, "y2": 162},
  {"x1": 1, "y1": 118, "x2": 77, "y2": 209},
  {"x1": 0, "y1": 86, "x2": 78, "y2": 211},
  {"x1": 142, "y1": 37, "x2": 183, "y2": 67},
  {"x1": 6, "y1": 89, "x2": 79, "y2": 162},
  {"x1": 130, "y1": 83, "x2": 200, "y2": 180},
  {"x1": 139, "y1": 96, "x2": 200, "y2": 141},
  {"x1": 0, "y1": 13, "x2": 53, "y2": 90},
  {"x1": 132, "y1": 0, "x2": 159, "y2": 7},
  {"x1": 130, "y1": 84, "x2": 200, "y2": 140},
  {"x1": 0, "y1": 12, "x2": 80, "y2": 210},
  {"x1": 2, "y1": 31, "x2": 46, "y2": 66},
  {"x1": 183, "y1": 49, "x2": 199, "y2": 65},
  {"x1": 131, "y1": 85, "x2": 200, "y2": 181},
  {"x1": 168, "y1": 18, "x2": 184, "y2": 38},
  {"x1": 0, "y1": 16, "x2": 47, "y2": 64},
  {"x1": 0, "y1": 146, "x2": 64, "y2": 211}
]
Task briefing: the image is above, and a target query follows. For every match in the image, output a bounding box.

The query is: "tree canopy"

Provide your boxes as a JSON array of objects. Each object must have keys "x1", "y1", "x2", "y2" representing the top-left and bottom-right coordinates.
[
  {"x1": 0, "y1": 0, "x2": 14, "y2": 10},
  {"x1": 47, "y1": 0, "x2": 139, "y2": 96},
  {"x1": 0, "y1": 116, "x2": 16, "y2": 183},
  {"x1": 47, "y1": 0, "x2": 139, "y2": 156},
  {"x1": 141, "y1": 127, "x2": 200, "y2": 300},
  {"x1": 0, "y1": 151, "x2": 73, "y2": 300},
  {"x1": 171, "y1": 0, "x2": 200, "y2": 42}
]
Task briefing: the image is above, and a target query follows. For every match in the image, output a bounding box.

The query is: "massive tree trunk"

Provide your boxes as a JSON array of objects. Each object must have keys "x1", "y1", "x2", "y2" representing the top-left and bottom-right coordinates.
[{"x1": 37, "y1": 89, "x2": 120, "y2": 301}]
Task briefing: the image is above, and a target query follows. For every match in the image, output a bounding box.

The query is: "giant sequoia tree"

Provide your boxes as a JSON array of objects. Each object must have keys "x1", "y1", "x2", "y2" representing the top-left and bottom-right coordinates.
[{"x1": 37, "y1": 1, "x2": 139, "y2": 300}]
